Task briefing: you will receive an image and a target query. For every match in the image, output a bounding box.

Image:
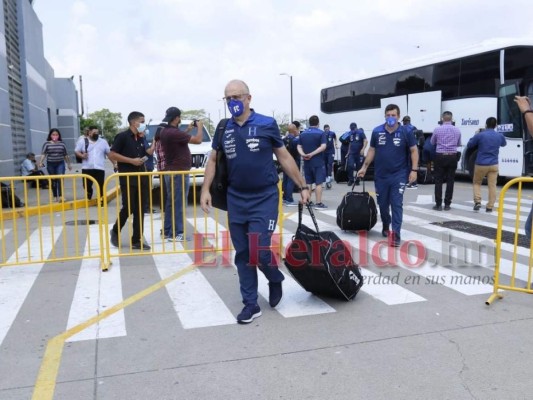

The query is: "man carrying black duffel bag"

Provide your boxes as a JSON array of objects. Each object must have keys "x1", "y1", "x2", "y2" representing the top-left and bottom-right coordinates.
[{"x1": 201, "y1": 79, "x2": 309, "y2": 325}]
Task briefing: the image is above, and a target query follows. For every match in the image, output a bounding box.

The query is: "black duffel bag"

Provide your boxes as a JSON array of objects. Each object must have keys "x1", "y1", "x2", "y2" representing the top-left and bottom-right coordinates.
[
  {"x1": 336, "y1": 180, "x2": 377, "y2": 231},
  {"x1": 284, "y1": 203, "x2": 363, "y2": 301}
]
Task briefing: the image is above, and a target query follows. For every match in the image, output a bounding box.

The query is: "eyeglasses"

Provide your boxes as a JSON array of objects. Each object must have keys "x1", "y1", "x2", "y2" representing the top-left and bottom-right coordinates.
[{"x1": 223, "y1": 93, "x2": 249, "y2": 103}]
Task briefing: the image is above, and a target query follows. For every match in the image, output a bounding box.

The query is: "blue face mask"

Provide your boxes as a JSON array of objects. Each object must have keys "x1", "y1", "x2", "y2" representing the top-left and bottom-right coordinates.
[
  {"x1": 386, "y1": 116, "x2": 397, "y2": 127},
  {"x1": 137, "y1": 123, "x2": 147, "y2": 133},
  {"x1": 228, "y1": 99, "x2": 244, "y2": 117}
]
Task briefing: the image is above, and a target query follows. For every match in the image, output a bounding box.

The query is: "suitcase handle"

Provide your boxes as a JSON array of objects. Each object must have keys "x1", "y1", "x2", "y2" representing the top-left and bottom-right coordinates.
[
  {"x1": 351, "y1": 177, "x2": 366, "y2": 192},
  {"x1": 298, "y1": 202, "x2": 321, "y2": 234}
]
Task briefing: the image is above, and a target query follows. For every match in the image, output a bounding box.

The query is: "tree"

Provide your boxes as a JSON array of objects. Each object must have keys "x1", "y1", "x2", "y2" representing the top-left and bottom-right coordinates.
[
  {"x1": 180, "y1": 109, "x2": 214, "y2": 134},
  {"x1": 86, "y1": 109, "x2": 122, "y2": 143},
  {"x1": 274, "y1": 112, "x2": 291, "y2": 134},
  {"x1": 79, "y1": 116, "x2": 98, "y2": 134}
]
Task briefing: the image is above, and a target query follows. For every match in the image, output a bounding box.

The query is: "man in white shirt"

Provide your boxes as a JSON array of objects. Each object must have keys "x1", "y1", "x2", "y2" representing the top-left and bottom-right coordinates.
[
  {"x1": 74, "y1": 126, "x2": 110, "y2": 200},
  {"x1": 20, "y1": 152, "x2": 47, "y2": 188}
]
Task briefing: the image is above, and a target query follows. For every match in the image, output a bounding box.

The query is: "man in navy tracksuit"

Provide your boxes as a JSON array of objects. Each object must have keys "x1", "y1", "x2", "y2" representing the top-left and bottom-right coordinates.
[
  {"x1": 346, "y1": 125, "x2": 367, "y2": 186},
  {"x1": 201, "y1": 80, "x2": 309, "y2": 324},
  {"x1": 357, "y1": 104, "x2": 418, "y2": 247},
  {"x1": 298, "y1": 116, "x2": 327, "y2": 209},
  {"x1": 323, "y1": 124, "x2": 337, "y2": 189}
]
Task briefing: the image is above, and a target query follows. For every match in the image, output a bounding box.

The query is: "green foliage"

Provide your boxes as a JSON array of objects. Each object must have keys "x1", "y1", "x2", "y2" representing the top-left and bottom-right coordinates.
[
  {"x1": 180, "y1": 109, "x2": 215, "y2": 134},
  {"x1": 79, "y1": 116, "x2": 97, "y2": 133},
  {"x1": 85, "y1": 109, "x2": 122, "y2": 143}
]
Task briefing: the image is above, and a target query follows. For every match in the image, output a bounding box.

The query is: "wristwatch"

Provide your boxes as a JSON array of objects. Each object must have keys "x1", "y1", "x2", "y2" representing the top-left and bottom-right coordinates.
[
  {"x1": 523, "y1": 110, "x2": 533, "y2": 115},
  {"x1": 300, "y1": 186, "x2": 310, "y2": 191}
]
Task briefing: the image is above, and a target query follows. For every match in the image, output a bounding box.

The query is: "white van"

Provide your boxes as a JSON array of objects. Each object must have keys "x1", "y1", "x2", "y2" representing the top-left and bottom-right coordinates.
[{"x1": 145, "y1": 120, "x2": 212, "y2": 187}]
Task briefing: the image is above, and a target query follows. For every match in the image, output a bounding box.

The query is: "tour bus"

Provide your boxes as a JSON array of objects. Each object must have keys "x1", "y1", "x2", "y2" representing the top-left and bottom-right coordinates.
[{"x1": 319, "y1": 39, "x2": 533, "y2": 178}]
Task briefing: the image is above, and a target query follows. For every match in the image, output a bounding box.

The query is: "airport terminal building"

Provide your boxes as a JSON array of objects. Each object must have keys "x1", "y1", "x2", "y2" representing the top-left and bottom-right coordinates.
[{"x1": 0, "y1": 0, "x2": 79, "y2": 177}]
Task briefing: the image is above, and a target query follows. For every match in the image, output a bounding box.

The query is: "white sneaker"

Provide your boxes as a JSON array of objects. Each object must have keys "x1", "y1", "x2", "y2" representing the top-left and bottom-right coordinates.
[{"x1": 167, "y1": 234, "x2": 186, "y2": 242}]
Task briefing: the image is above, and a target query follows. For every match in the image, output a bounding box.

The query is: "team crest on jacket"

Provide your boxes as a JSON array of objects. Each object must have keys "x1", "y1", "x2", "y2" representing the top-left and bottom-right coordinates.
[{"x1": 246, "y1": 138, "x2": 260, "y2": 152}]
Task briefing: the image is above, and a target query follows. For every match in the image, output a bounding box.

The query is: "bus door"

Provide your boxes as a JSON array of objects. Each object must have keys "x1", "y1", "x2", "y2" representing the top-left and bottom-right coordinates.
[
  {"x1": 497, "y1": 82, "x2": 525, "y2": 177},
  {"x1": 524, "y1": 80, "x2": 533, "y2": 175}
]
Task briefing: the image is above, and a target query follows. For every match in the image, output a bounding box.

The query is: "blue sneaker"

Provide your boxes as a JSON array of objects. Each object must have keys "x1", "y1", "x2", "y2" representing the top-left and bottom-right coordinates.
[
  {"x1": 283, "y1": 200, "x2": 297, "y2": 207},
  {"x1": 237, "y1": 304, "x2": 262, "y2": 324},
  {"x1": 268, "y1": 282, "x2": 283, "y2": 307},
  {"x1": 314, "y1": 202, "x2": 328, "y2": 209}
]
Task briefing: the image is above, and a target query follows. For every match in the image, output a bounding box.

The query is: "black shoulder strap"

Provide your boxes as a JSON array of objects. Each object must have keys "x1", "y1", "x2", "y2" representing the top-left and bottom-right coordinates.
[
  {"x1": 84, "y1": 137, "x2": 89, "y2": 152},
  {"x1": 215, "y1": 118, "x2": 229, "y2": 151}
]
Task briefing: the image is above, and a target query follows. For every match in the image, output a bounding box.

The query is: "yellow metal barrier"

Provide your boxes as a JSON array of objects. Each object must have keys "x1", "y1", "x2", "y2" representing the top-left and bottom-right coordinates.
[
  {"x1": 102, "y1": 170, "x2": 232, "y2": 270},
  {"x1": 101, "y1": 170, "x2": 286, "y2": 270},
  {"x1": 0, "y1": 174, "x2": 105, "y2": 269},
  {"x1": 486, "y1": 177, "x2": 533, "y2": 305},
  {"x1": 1, "y1": 171, "x2": 287, "y2": 272}
]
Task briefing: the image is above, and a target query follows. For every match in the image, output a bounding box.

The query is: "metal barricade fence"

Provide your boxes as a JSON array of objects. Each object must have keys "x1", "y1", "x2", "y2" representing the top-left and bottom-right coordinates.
[
  {"x1": 1, "y1": 174, "x2": 105, "y2": 268},
  {"x1": 102, "y1": 170, "x2": 285, "y2": 270},
  {"x1": 1, "y1": 172, "x2": 287, "y2": 272},
  {"x1": 486, "y1": 177, "x2": 533, "y2": 305}
]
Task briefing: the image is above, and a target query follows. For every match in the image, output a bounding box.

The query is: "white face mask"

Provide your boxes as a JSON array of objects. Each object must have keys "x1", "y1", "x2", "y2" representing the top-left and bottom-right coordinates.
[{"x1": 137, "y1": 123, "x2": 146, "y2": 133}]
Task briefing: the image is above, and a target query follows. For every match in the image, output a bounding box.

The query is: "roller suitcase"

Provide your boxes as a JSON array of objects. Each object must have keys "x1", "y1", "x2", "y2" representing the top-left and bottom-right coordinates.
[
  {"x1": 334, "y1": 161, "x2": 348, "y2": 183},
  {"x1": 284, "y1": 203, "x2": 363, "y2": 301},
  {"x1": 336, "y1": 180, "x2": 377, "y2": 231}
]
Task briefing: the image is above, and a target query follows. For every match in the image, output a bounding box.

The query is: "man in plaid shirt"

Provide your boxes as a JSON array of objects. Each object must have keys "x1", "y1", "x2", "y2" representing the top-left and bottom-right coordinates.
[{"x1": 430, "y1": 111, "x2": 462, "y2": 211}]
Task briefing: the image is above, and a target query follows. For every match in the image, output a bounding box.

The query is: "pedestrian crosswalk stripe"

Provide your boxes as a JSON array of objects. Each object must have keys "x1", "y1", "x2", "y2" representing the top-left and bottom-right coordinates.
[
  {"x1": 0, "y1": 227, "x2": 63, "y2": 346},
  {"x1": 404, "y1": 206, "x2": 530, "y2": 258},
  {"x1": 431, "y1": 202, "x2": 527, "y2": 222},
  {"x1": 402, "y1": 212, "x2": 532, "y2": 282},
  {"x1": 152, "y1": 250, "x2": 236, "y2": 329},
  {"x1": 67, "y1": 224, "x2": 126, "y2": 342},
  {"x1": 257, "y1": 269, "x2": 337, "y2": 317},
  {"x1": 0, "y1": 228, "x2": 12, "y2": 264},
  {"x1": 415, "y1": 195, "x2": 434, "y2": 205}
]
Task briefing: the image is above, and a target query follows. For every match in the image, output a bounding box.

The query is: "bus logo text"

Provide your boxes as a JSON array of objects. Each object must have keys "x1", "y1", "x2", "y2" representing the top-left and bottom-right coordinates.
[{"x1": 461, "y1": 118, "x2": 479, "y2": 126}]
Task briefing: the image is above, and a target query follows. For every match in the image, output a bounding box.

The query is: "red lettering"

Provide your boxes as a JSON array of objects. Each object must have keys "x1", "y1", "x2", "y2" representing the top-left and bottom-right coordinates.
[
  {"x1": 371, "y1": 238, "x2": 397, "y2": 267},
  {"x1": 193, "y1": 233, "x2": 217, "y2": 267},
  {"x1": 310, "y1": 239, "x2": 329, "y2": 268},
  {"x1": 284, "y1": 239, "x2": 307, "y2": 269},
  {"x1": 357, "y1": 231, "x2": 369, "y2": 266},
  {"x1": 399, "y1": 240, "x2": 425, "y2": 268},
  {"x1": 220, "y1": 230, "x2": 233, "y2": 267},
  {"x1": 329, "y1": 240, "x2": 353, "y2": 268}
]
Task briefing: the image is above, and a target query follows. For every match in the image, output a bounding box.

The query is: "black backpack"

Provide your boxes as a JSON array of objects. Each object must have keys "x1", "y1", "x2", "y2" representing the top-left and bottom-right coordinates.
[
  {"x1": 284, "y1": 203, "x2": 364, "y2": 301},
  {"x1": 75, "y1": 137, "x2": 89, "y2": 163},
  {"x1": 417, "y1": 169, "x2": 435, "y2": 184},
  {"x1": 1, "y1": 183, "x2": 24, "y2": 208},
  {"x1": 209, "y1": 118, "x2": 230, "y2": 210}
]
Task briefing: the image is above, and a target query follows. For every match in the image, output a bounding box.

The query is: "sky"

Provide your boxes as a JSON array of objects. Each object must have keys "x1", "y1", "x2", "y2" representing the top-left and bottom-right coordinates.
[{"x1": 33, "y1": 0, "x2": 533, "y2": 129}]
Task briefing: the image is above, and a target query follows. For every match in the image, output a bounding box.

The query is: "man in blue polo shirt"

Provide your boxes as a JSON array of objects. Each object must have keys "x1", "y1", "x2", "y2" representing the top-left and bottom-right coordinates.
[
  {"x1": 297, "y1": 115, "x2": 327, "y2": 208},
  {"x1": 357, "y1": 104, "x2": 418, "y2": 247},
  {"x1": 323, "y1": 124, "x2": 337, "y2": 189},
  {"x1": 346, "y1": 124, "x2": 367, "y2": 186},
  {"x1": 339, "y1": 123, "x2": 355, "y2": 166},
  {"x1": 200, "y1": 80, "x2": 309, "y2": 324}
]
